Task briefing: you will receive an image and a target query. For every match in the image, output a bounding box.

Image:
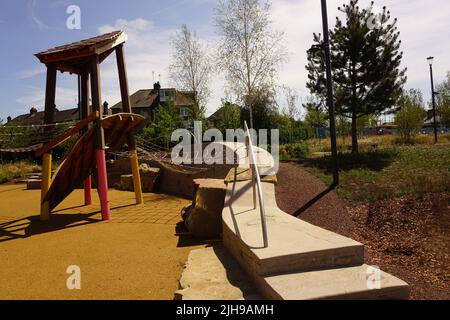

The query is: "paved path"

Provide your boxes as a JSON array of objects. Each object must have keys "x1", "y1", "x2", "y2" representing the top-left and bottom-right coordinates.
[{"x1": 0, "y1": 184, "x2": 203, "y2": 300}]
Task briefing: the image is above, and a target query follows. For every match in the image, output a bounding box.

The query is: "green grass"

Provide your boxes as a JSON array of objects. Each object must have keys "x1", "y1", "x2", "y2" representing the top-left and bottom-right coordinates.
[
  {"x1": 299, "y1": 143, "x2": 450, "y2": 203},
  {"x1": 0, "y1": 161, "x2": 41, "y2": 184}
]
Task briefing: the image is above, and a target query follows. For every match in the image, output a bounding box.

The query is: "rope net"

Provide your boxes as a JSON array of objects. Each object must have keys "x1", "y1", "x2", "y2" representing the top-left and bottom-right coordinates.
[{"x1": 0, "y1": 122, "x2": 76, "y2": 153}]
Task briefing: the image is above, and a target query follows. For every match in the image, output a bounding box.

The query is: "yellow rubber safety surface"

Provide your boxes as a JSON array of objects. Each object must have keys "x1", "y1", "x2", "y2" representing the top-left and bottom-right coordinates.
[{"x1": 0, "y1": 184, "x2": 204, "y2": 300}]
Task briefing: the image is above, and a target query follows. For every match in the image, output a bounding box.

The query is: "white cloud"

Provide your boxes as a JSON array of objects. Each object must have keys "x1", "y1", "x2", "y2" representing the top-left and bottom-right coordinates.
[
  {"x1": 102, "y1": 1, "x2": 450, "y2": 118},
  {"x1": 16, "y1": 67, "x2": 45, "y2": 80},
  {"x1": 16, "y1": 86, "x2": 78, "y2": 112},
  {"x1": 98, "y1": 18, "x2": 177, "y2": 109},
  {"x1": 269, "y1": 0, "x2": 450, "y2": 108}
]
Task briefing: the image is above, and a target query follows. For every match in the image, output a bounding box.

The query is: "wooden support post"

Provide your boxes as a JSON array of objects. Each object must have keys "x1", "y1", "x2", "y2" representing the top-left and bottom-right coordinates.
[
  {"x1": 40, "y1": 153, "x2": 52, "y2": 221},
  {"x1": 90, "y1": 56, "x2": 110, "y2": 220},
  {"x1": 40, "y1": 63, "x2": 57, "y2": 221},
  {"x1": 81, "y1": 70, "x2": 90, "y2": 120},
  {"x1": 81, "y1": 69, "x2": 92, "y2": 205},
  {"x1": 116, "y1": 44, "x2": 143, "y2": 204}
]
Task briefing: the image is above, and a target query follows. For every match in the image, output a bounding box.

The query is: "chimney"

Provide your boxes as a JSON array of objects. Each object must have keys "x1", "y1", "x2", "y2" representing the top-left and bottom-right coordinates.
[
  {"x1": 154, "y1": 81, "x2": 161, "y2": 106},
  {"x1": 103, "y1": 101, "x2": 109, "y2": 116}
]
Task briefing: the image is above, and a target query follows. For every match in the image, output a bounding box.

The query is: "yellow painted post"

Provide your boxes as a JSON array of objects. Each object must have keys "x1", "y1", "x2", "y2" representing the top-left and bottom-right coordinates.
[
  {"x1": 130, "y1": 149, "x2": 143, "y2": 205},
  {"x1": 40, "y1": 152, "x2": 52, "y2": 221}
]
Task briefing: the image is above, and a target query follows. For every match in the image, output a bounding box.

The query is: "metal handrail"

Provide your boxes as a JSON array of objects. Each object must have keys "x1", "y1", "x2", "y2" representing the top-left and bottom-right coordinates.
[{"x1": 244, "y1": 121, "x2": 268, "y2": 248}]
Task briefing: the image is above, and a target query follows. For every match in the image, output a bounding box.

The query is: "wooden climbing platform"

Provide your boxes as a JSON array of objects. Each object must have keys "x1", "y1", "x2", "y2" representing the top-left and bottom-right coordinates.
[{"x1": 43, "y1": 113, "x2": 147, "y2": 212}]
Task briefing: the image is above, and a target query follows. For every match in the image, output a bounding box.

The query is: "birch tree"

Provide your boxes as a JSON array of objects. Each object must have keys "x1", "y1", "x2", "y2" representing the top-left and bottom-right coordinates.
[
  {"x1": 215, "y1": 0, "x2": 287, "y2": 128},
  {"x1": 169, "y1": 24, "x2": 212, "y2": 120}
]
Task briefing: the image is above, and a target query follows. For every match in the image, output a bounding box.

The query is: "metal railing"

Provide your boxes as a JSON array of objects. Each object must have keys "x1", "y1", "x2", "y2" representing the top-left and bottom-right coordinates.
[{"x1": 244, "y1": 121, "x2": 268, "y2": 248}]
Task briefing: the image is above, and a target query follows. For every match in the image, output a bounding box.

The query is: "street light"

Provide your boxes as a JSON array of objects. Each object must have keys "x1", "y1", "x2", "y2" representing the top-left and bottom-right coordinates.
[
  {"x1": 427, "y1": 56, "x2": 438, "y2": 143},
  {"x1": 320, "y1": 0, "x2": 339, "y2": 187}
]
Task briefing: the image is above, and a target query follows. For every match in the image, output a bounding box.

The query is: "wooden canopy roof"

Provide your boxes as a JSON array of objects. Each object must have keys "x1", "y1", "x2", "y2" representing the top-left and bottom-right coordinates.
[{"x1": 35, "y1": 30, "x2": 127, "y2": 74}]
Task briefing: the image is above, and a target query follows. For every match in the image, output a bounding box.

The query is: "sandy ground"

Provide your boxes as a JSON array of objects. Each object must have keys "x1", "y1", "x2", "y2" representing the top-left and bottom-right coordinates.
[{"x1": 0, "y1": 184, "x2": 203, "y2": 300}]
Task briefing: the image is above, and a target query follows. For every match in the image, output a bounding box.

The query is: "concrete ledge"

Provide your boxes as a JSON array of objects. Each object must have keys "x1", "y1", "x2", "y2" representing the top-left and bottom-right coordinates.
[
  {"x1": 175, "y1": 246, "x2": 262, "y2": 300},
  {"x1": 262, "y1": 264, "x2": 410, "y2": 300},
  {"x1": 223, "y1": 180, "x2": 364, "y2": 276}
]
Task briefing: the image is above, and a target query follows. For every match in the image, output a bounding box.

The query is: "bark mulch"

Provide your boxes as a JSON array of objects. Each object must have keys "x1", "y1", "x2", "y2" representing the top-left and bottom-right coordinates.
[{"x1": 275, "y1": 162, "x2": 450, "y2": 300}]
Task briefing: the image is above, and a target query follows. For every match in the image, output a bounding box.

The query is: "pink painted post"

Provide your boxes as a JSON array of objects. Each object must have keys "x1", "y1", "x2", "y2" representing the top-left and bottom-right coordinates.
[
  {"x1": 83, "y1": 176, "x2": 92, "y2": 206},
  {"x1": 96, "y1": 149, "x2": 110, "y2": 221}
]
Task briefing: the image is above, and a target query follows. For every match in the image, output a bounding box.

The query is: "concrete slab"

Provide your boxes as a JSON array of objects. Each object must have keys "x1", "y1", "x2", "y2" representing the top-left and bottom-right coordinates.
[
  {"x1": 263, "y1": 264, "x2": 409, "y2": 300},
  {"x1": 223, "y1": 179, "x2": 364, "y2": 276},
  {"x1": 26, "y1": 179, "x2": 42, "y2": 190},
  {"x1": 175, "y1": 246, "x2": 262, "y2": 300}
]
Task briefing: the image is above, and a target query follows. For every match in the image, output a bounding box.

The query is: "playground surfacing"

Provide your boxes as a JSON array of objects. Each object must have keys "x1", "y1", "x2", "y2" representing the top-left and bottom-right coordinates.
[{"x1": 0, "y1": 184, "x2": 204, "y2": 300}]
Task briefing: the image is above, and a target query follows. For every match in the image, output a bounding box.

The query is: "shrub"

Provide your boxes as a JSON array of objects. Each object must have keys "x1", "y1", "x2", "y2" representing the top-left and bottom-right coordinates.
[
  {"x1": 0, "y1": 161, "x2": 41, "y2": 184},
  {"x1": 394, "y1": 89, "x2": 427, "y2": 144},
  {"x1": 281, "y1": 142, "x2": 310, "y2": 160}
]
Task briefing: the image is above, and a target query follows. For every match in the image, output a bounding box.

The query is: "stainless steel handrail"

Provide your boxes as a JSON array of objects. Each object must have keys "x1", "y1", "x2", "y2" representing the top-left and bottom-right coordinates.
[{"x1": 244, "y1": 121, "x2": 268, "y2": 248}]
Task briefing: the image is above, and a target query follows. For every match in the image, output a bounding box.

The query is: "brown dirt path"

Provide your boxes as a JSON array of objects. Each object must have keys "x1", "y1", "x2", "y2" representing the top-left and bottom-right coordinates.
[
  {"x1": 275, "y1": 162, "x2": 450, "y2": 300},
  {"x1": 0, "y1": 184, "x2": 203, "y2": 300}
]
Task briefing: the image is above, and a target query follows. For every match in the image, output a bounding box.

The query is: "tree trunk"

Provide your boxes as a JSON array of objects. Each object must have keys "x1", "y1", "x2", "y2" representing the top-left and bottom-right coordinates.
[
  {"x1": 351, "y1": 114, "x2": 358, "y2": 154},
  {"x1": 249, "y1": 104, "x2": 254, "y2": 129}
]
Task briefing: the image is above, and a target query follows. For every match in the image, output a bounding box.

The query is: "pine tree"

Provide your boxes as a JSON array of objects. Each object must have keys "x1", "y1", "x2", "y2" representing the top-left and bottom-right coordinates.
[{"x1": 306, "y1": 0, "x2": 407, "y2": 153}]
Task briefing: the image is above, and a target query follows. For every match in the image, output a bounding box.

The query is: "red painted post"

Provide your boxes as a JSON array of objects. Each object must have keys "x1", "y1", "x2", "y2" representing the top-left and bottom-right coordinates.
[
  {"x1": 96, "y1": 150, "x2": 110, "y2": 220},
  {"x1": 83, "y1": 176, "x2": 92, "y2": 206},
  {"x1": 90, "y1": 56, "x2": 110, "y2": 221}
]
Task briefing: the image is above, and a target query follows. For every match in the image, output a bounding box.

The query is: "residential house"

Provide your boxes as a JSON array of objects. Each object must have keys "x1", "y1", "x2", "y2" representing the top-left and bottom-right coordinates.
[
  {"x1": 6, "y1": 107, "x2": 80, "y2": 126},
  {"x1": 110, "y1": 82, "x2": 196, "y2": 121}
]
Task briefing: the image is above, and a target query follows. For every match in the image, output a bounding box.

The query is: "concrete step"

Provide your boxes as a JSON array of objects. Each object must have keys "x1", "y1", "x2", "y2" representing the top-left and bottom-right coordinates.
[
  {"x1": 223, "y1": 180, "x2": 364, "y2": 276},
  {"x1": 176, "y1": 246, "x2": 263, "y2": 300},
  {"x1": 261, "y1": 264, "x2": 409, "y2": 300},
  {"x1": 176, "y1": 247, "x2": 409, "y2": 300}
]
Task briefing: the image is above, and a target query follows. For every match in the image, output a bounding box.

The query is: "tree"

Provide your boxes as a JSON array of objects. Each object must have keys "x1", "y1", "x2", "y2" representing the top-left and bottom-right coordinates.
[
  {"x1": 306, "y1": 0, "x2": 406, "y2": 153},
  {"x1": 303, "y1": 96, "x2": 328, "y2": 139},
  {"x1": 241, "y1": 87, "x2": 278, "y2": 130},
  {"x1": 144, "y1": 102, "x2": 183, "y2": 148},
  {"x1": 395, "y1": 89, "x2": 426, "y2": 144},
  {"x1": 169, "y1": 24, "x2": 212, "y2": 121},
  {"x1": 436, "y1": 71, "x2": 450, "y2": 128},
  {"x1": 215, "y1": 101, "x2": 242, "y2": 133},
  {"x1": 215, "y1": 0, "x2": 287, "y2": 128},
  {"x1": 281, "y1": 86, "x2": 300, "y2": 120}
]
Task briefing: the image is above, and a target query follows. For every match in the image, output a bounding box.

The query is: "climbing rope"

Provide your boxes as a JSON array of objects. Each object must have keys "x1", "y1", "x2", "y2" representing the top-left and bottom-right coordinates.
[{"x1": 0, "y1": 122, "x2": 76, "y2": 153}]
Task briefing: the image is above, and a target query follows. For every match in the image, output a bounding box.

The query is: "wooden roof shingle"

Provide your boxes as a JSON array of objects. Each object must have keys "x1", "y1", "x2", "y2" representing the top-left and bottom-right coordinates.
[{"x1": 34, "y1": 30, "x2": 127, "y2": 74}]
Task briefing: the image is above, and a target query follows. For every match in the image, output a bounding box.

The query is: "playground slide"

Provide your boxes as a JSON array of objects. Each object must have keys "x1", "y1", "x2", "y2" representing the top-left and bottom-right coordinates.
[{"x1": 43, "y1": 113, "x2": 147, "y2": 212}]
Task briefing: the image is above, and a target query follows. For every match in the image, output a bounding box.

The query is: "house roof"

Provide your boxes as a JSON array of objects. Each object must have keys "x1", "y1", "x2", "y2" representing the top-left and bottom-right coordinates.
[
  {"x1": 35, "y1": 31, "x2": 127, "y2": 74},
  {"x1": 6, "y1": 108, "x2": 79, "y2": 126},
  {"x1": 111, "y1": 88, "x2": 195, "y2": 110},
  {"x1": 207, "y1": 103, "x2": 240, "y2": 122},
  {"x1": 111, "y1": 89, "x2": 159, "y2": 110}
]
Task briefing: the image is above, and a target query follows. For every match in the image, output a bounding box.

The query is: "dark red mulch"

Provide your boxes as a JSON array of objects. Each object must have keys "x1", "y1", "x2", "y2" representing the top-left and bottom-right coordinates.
[{"x1": 275, "y1": 162, "x2": 450, "y2": 300}]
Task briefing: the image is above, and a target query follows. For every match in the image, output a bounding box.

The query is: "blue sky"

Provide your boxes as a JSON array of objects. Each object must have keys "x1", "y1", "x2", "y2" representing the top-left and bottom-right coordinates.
[{"x1": 0, "y1": 0, "x2": 449, "y2": 121}]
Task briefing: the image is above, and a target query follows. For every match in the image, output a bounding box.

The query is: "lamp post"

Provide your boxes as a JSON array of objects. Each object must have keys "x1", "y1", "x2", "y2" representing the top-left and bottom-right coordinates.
[
  {"x1": 427, "y1": 56, "x2": 438, "y2": 143},
  {"x1": 321, "y1": 0, "x2": 339, "y2": 187}
]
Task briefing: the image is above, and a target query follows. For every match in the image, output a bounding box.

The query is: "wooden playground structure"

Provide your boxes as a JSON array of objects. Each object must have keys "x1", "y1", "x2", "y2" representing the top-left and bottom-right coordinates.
[{"x1": 34, "y1": 31, "x2": 146, "y2": 221}]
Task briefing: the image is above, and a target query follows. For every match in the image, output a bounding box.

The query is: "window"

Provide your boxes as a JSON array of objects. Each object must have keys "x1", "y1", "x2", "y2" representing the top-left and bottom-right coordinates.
[{"x1": 180, "y1": 107, "x2": 189, "y2": 118}]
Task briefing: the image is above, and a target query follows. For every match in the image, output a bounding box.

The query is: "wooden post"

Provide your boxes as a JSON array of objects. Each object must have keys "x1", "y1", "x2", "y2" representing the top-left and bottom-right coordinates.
[
  {"x1": 81, "y1": 70, "x2": 91, "y2": 120},
  {"x1": 40, "y1": 63, "x2": 57, "y2": 221},
  {"x1": 90, "y1": 56, "x2": 110, "y2": 220},
  {"x1": 80, "y1": 69, "x2": 92, "y2": 205},
  {"x1": 116, "y1": 44, "x2": 143, "y2": 204}
]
